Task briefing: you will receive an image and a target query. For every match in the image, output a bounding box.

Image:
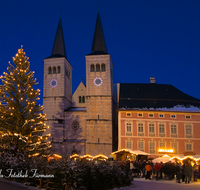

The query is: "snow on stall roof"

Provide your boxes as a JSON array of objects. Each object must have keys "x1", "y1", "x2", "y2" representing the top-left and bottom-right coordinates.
[{"x1": 119, "y1": 105, "x2": 200, "y2": 112}]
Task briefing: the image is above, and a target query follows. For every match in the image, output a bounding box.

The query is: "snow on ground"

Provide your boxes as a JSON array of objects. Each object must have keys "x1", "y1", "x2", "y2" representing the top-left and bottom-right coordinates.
[{"x1": 112, "y1": 178, "x2": 200, "y2": 190}]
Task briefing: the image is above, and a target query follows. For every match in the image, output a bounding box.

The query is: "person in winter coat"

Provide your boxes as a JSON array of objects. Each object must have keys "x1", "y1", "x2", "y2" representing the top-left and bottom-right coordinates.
[
  {"x1": 154, "y1": 162, "x2": 161, "y2": 180},
  {"x1": 175, "y1": 162, "x2": 181, "y2": 183},
  {"x1": 184, "y1": 163, "x2": 193, "y2": 184},
  {"x1": 145, "y1": 161, "x2": 152, "y2": 179}
]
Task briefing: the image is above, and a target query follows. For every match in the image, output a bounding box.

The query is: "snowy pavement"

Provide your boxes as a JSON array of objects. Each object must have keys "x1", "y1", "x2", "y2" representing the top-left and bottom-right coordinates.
[{"x1": 112, "y1": 178, "x2": 200, "y2": 190}]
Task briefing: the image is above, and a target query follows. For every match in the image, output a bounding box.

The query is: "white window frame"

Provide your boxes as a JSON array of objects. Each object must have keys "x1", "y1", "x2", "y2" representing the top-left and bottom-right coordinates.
[
  {"x1": 158, "y1": 123, "x2": 166, "y2": 137},
  {"x1": 159, "y1": 113, "x2": 164, "y2": 118},
  {"x1": 125, "y1": 121, "x2": 132, "y2": 136},
  {"x1": 137, "y1": 121, "x2": 145, "y2": 136},
  {"x1": 171, "y1": 114, "x2": 176, "y2": 119},
  {"x1": 170, "y1": 123, "x2": 178, "y2": 137},
  {"x1": 126, "y1": 112, "x2": 131, "y2": 117},
  {"x1": 149, "y1": 139, "x2": 156, "y2": 154},
  {"x1": 171, "y1": 140, "x2": 178, "y2": 154},
  {"x1": 138, "y1": 139, "x2": 144, "y2": 151},
  {"x1": 185, "y1": 115, "x2": 191, "y2": 119},
  {"x1": 148, "y1": 113, "x2": 154, "y2": 118},
  {"x1": 185, "y1": 140, "x2": 193, "y2": 151},
  {"x1": 126, "y1": 138, "x2": 132, "y2": 149},
  {"x1": 148, "y1": 122, "x2": 155, "y2": 137},
  {"x1": 185, "y1": 123, "x2": 193, "y2": 138},
  {"x1": 159, "y1": 139, "x2": 166, "y2": 149},
  {"x1": 138, "y1": 113, "x2": 143, "y2": 117}
]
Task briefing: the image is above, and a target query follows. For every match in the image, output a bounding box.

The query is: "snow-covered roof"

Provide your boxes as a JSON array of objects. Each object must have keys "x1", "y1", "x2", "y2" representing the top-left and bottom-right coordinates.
[
  {"x1": 119, "y1": 105, "x2": 200, "y2": 112},
  {"x1": 119, "y1": 83, "x2": 200, "y2": 110}
]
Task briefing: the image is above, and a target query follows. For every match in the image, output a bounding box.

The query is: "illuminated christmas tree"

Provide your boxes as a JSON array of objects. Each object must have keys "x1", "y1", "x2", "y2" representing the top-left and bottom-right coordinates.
[{"x1": 0, "y1": 46, "x2": 51, "y2": 158}]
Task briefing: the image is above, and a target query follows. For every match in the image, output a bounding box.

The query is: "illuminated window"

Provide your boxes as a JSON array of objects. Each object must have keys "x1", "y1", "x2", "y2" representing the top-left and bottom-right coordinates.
[
  {"x1": 90, "y1": 64, "x2": 95, "y2": 72},
  {"x1": 159, "y1": 139, "x2": 166, "y2": 149},
  {"x1": 101, "y1": 63, "x2": 106, "y2": 71},
  {"x1": 96, "y1": 64, "x2": 100, "y2": 72},
  {"x1": 171, "y1": 140, "x2": 178, "y2": 153}
]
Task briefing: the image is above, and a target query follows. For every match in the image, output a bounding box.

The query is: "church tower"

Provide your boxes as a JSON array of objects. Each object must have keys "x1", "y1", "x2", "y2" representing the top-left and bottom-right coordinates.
[
  {"x1": 85, "y1": 12, "x2": 115, "y2": 155},
  {"x1": 43, "y1": 18, "x2": 72, "y2": 153}
]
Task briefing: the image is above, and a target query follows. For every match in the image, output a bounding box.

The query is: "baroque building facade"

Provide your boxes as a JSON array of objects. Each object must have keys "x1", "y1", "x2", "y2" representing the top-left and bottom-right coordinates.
[{"x1": 118, "y1": 82, "x2": 200, "y2": 158}]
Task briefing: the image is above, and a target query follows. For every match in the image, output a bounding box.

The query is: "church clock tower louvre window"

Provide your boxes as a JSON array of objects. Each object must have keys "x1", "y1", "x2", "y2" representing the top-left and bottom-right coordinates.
[
  {"x1": 53, "y1": 66, "x2": 56, "y2": 74},
  {"x1": 96, "y1": 64, "x2": 100, "y2": 72},
  {"x1": 101, "y1": 63, "x2": 106, "y2": 71},
  {"x1": 48, "y1": 67, "x2": 52, "y2": 74},
  {"x1": 57, "y1": 66, "x2": 60, "y2": 73},
  {"x1": 90, "y1": 64, "x2": 95, "y2": 72}
]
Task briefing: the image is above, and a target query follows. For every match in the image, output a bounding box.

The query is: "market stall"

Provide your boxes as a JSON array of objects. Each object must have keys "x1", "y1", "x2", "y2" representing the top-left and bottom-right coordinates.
[{"x1": 111, "y1": 149, "x2": 151, "y2": 161}]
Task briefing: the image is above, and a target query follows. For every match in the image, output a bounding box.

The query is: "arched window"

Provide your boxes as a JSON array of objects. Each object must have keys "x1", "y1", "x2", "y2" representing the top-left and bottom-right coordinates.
[
  {"x1": 48, "y1": 67, "x2": 52, "y2": 74},
  {"x1": 71, "y1": 121, "x2": 79, "y2": 130},
  {"x1": 82, "y1": 96, "x2": 85, "y2": 103},
  {"x1": 57, "y1": 66, "x2": 60, "y2": 73},
  {"x1": 96, "y1": 64, "x2": 100, "y2": 72},
  {"x1": 79, "y1": 96, "x2": 81, "y2": 103},
  {"x1": 90, "y1": 64, "x2": 95, "y2": 72},
  {"x1": 53, "y1": 67, "x2": 56, "y2": 74},
  {"x1": 101, "y1": 63, "x2": 106, "y2": 71}
]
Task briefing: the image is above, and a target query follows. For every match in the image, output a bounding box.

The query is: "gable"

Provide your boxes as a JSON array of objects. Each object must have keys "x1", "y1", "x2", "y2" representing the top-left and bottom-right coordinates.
[{"x1": 72, "y1": 81, "x2": 86, "y2": 107}]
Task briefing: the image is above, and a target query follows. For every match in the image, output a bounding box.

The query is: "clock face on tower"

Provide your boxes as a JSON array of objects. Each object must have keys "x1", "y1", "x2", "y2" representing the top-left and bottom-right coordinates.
[
  {"x1": 50, "y1": 79, "x2": 58, "y2": 88},
  {"x1": 93, "y1": 77, "x2": 103, "y2": 87}
]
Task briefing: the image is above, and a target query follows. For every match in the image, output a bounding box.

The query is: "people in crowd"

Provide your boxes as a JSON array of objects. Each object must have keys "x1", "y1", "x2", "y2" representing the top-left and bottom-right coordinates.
[
  {"x1": 145, "y1": 161, "x2": 152, "y2": 180},
  {"x1": 159, "y1": 162, "x2": 163, "y2": 179},
  {"x1": 184, "y1": 162, "x2": 193, "y2": 184},
  {"x1": 154, "y1": 162, "x2": 161, "y2": 180},
  {"x1": 175, "y1": 162, "x2": 181, "y2": 183},
  {"x1": 181, "y1": 163, "x2": 186, "y2": 182},
  {"x1": 142, "y1": 160, "x2": 146, "y2": 177}
]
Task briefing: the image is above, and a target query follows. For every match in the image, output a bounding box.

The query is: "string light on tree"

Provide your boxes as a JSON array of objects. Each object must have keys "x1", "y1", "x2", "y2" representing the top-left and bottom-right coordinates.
[{"x1": 0, "y1": 46, "x2": 51, "y2": 158}]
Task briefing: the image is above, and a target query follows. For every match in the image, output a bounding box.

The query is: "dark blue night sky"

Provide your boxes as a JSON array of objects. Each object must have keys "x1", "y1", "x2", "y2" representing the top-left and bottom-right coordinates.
[{"x1": 1, "y1": 0, "x2": 200, "y2": 106}]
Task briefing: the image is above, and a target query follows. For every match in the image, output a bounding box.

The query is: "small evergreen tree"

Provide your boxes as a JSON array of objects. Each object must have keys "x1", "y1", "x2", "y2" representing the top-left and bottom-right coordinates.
[{"x1": 0, "y1": 46, "x2": 51, "y2": 158}]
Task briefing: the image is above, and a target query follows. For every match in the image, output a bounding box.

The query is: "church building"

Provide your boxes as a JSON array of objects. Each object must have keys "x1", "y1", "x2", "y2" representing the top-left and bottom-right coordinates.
[
  {"x1": 43, "y1": 11, "x2": 200, "y2": 158},
  {"x1": 43, "y1": 12, "x2": 118, "y2": 156}
]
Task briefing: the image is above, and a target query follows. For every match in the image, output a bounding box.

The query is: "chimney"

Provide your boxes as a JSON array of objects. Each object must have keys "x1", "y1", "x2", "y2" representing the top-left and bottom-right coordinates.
[{"x1": 150, "y1": 77, "x2": 155, "y2": 84}]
